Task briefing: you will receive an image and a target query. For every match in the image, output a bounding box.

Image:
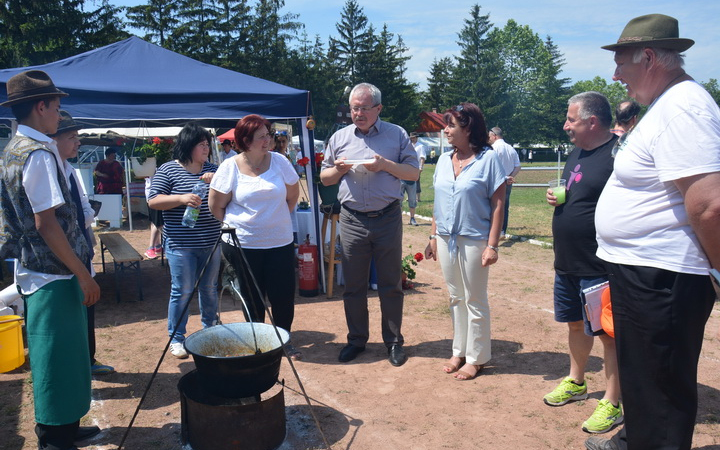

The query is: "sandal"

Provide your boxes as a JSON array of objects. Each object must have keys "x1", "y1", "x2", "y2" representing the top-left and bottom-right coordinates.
[
  {"x1": 442, "y1": 356, "x2": 465, "y2": 374},
  {"x1": 454, "y1": 364, "x2": 483, "y2": 381}
]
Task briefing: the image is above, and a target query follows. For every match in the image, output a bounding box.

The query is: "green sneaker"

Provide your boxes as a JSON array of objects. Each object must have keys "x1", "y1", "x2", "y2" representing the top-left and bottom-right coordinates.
[
  {"x1": 543, "y1": 376, "x2": 588, "y2": 406},
  {"x1": 582, "y1": 399, "x2": 623, "y2": 434}
]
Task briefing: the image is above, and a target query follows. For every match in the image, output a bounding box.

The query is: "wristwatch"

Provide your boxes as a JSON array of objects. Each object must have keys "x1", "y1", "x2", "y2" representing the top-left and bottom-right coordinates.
[
  {"x1": 429, "y1": 234, "x2": 437, "y2": 240},
  {"x1": 487, "y1": 245, "x2": 499, "y2": 252}
]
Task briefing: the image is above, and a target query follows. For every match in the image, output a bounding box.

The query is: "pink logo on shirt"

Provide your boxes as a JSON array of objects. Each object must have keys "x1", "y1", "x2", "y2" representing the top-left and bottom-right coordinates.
[{"x1": 567, "y1": 164, "x2": 583, "y2": 189}]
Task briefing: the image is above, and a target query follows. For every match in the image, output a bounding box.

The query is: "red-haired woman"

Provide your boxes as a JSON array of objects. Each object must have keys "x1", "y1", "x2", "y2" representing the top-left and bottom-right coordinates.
[
  {"x1": 209, "y1": 114, "x2": 302, "y2": 359},
  {"x1": 425, "y1": 103, "x2": 506, "y2": 380}
]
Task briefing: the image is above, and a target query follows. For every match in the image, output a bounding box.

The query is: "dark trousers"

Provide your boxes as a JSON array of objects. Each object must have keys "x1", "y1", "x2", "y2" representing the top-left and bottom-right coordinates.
[
  {"x1": 339, "y1": 203, "x2": 404, "y2": 348},
  {"x1": 221, "y1": 242, "x2": 296, "y2": 332},
  {"x1": 502, "y1": 183, "x2": 512, "y2": 234},
  {"x1": 606, "y1": 263, "x2": 715, "y2": 450},
  {"x1": 36, "y1": 421, "x2": 78, "y2": 450}
]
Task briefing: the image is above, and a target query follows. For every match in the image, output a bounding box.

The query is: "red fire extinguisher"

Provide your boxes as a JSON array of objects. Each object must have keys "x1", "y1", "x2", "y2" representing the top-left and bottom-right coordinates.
[{"x1": 298, "y1": 235, "x2": 319, "y2": 297}]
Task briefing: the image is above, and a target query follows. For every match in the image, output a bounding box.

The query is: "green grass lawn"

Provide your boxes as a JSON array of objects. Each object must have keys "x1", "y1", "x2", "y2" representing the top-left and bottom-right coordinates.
[{"x1": 405, "y1": 164, "x2": 554, "y2": 243}]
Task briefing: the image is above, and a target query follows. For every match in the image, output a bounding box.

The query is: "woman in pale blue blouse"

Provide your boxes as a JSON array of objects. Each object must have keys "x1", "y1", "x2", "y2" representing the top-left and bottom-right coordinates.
[{"x1": 425, "y1": 103, "x2": 505, "y2": 381}]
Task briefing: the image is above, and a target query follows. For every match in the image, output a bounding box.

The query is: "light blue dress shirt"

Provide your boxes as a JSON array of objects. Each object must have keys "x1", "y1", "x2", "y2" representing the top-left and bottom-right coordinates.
[{"x1": 433, "y1": 147, "x2": 505, "y2": 261}]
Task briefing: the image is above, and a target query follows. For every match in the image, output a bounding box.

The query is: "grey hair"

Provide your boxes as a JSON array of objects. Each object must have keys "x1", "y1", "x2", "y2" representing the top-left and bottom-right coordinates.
[
  {"x1": 490, "y1": 127, "x2": 503, "y2": 138},
  {"x1": 568, "y1": 91, "x2": 612, "y2": 129},
  {"x1": 350, "y1": 83, "x2": 382, "y2": 105},
  {"x1": 631, "y1": 47, "x2": 685, "y2": 70}
]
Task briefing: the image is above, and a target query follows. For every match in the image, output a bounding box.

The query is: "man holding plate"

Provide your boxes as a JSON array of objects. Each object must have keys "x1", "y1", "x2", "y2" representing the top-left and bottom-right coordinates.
[{"x1": 320, "y1": 82, "x2": 419, "y2": 367}]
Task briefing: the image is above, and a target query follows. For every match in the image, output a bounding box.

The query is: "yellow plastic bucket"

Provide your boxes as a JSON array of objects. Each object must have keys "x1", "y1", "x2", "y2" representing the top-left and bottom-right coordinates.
[{"x1": 0, "y1": 315, "x2": 25, "y2": 373}]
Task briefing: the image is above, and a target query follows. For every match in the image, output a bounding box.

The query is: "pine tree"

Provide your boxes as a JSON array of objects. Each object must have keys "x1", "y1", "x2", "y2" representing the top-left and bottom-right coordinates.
[
  {"x1": 214, "y1": 0, "x2": 252, "y2": 71},
  {"x1": 328, "y1": 0, "x2": 372, "y2": 86},
  {"x1": 126, "y1": 0, "x2": 178, "y2": 47},
  {"x1": 425, "y1": 57, "x2": 456, "y2": 112},
  {"x1": 451, "y1": 4, "x2": 505, "y2": 123},
  {"x1": 356, "y1": 25, "x2": 419, "y2": 131},
  {"x1": 171, "y1": 0, "x2": 222, "y2": 63},
  {"x1": 0, "y1": 0, "x2": 85, "y2": 67},
  {"x1": 78, "y1": 0, "x2": 130, "y2": 52},
  {"x1": 246, "y1": 0, "x2": 301, "y2": 83}
]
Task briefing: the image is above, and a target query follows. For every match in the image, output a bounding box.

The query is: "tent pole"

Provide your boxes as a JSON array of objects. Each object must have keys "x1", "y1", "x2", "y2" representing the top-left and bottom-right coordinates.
[
  {"x1": 297, "y1": 117, "x2": 325, "y2": 292},
  {"x1": 125, "y1": 155, "x2": 132, "y2": 231}
]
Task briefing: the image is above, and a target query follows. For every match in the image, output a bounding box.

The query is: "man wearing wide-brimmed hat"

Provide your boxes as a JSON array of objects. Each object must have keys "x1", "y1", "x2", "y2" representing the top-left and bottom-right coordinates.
[
  {"x1": 1, "y1": 71, "x2": 102, "y2": 449},
  {"x1": 587, "y1": 14, "x2": 720, "y2": 450}
]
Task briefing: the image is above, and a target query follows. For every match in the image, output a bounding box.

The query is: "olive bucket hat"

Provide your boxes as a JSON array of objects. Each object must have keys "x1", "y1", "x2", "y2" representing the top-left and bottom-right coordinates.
[
  {"x1": 1, "y1": 70, "x2": 68, "y2": 107},
  {"x1": 49, "y1": 110, "x2": 83, "y2": 137},
  {"x1": 601, "y1": 14, "x2": 694, "y2": 52}
]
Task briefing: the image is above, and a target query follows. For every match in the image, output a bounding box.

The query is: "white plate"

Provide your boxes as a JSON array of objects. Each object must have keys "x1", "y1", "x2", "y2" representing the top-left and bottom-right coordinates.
[{"x1": 342, "y1": 158, "x2": 375, "y2": 165}]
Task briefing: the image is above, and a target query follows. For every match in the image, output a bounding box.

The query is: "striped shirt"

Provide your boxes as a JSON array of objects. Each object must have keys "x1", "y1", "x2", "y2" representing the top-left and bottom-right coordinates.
[{"x1": 149, "y1": 160, "x2": 221, "y2": 249}]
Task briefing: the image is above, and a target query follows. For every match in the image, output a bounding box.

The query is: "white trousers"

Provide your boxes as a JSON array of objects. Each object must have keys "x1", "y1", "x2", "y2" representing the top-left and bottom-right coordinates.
[{"x1": 437, "y1": 235, "x2": 491, "y2": 365}]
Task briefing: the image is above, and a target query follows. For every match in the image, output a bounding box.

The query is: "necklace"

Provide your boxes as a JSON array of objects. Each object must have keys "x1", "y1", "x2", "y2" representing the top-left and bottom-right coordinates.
[
  {"x1": 243, "y1": 152, "x2": 265, "y2": 171},
  {"x1": 454, "y1": 150, "x2": 475, "y2": 169}
]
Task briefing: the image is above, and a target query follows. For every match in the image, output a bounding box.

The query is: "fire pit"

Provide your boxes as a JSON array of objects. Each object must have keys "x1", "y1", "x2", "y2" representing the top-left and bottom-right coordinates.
[
  {"x1": 179, "y1": 370, "x2": 286, "y2": 450},
  {"x1": 184, "y1": 322, "x2": 290, "y2": 398}
]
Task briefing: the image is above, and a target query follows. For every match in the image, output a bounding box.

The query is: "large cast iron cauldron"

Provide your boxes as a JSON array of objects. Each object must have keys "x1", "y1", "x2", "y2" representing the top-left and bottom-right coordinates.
[{"x1": 184, "y1": 323, "x2": 290, "y2": 398}]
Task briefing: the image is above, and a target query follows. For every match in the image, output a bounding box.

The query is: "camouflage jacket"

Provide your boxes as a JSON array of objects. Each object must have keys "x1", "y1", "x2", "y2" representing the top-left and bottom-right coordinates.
[{"x1": 0, "y1": 134, "x2": 89, "y2": 274}]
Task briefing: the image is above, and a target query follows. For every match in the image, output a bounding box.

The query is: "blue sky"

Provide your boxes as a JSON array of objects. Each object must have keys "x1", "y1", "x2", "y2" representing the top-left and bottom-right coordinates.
[{"x1": 111, "y1": 0, "x2": 719, "y2": 89}]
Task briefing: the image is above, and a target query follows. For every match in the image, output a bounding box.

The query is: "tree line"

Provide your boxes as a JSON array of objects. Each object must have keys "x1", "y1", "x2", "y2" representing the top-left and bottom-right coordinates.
[{"x1": 1, "y1": 0, "x2": 718, "y2": 144}]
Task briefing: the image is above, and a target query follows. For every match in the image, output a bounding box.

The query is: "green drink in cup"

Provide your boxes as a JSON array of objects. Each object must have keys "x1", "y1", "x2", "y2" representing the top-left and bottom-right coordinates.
[{"x1": 549, "y1": 179, "x2": 567, "y2": 205}]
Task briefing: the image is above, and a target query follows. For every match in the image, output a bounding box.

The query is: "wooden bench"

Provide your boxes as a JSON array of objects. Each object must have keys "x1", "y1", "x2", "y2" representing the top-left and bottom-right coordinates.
[{"x1": 99, "y1": 233, "x2": 144, "y2": 302}]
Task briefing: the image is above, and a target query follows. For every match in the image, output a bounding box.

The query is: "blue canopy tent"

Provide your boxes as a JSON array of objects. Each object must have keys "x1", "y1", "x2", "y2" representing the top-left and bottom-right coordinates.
[{"x1": 0, "y1": 37, "x2": 328, "y2": 291}]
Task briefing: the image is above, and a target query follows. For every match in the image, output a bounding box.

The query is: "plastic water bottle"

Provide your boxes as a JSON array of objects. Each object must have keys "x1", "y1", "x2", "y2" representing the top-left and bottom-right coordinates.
[{"x1": 181, "y1": 182, "x2": 207, "y2": 228}]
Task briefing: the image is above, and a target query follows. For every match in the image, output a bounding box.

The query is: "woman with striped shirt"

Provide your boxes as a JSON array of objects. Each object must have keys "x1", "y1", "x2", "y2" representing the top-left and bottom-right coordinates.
[{"x1": 148, "y1": 122, "x2": 222, "y2": 359}]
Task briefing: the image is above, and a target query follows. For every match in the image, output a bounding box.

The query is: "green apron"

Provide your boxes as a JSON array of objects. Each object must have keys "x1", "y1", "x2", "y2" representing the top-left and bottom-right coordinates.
[{"x1": 25, "y1": 277, "x2": 91, "y2": 425}]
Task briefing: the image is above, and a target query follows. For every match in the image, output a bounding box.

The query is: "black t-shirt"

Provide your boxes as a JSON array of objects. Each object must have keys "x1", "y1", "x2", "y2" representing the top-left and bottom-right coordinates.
[{"x1": 552, "y1": 135, "x2": 616, "y2": 276}]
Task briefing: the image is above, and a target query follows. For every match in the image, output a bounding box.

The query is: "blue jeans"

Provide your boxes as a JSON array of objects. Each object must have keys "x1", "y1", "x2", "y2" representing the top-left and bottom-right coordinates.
[{"x1": 166, "y1": 246, "x2": 221, "y2": 343}]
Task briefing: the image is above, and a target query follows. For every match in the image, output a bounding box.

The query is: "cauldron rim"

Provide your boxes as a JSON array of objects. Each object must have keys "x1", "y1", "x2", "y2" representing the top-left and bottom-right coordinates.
[{"x1": 184, "y1": 322, "x2": 290, "y2": 360}]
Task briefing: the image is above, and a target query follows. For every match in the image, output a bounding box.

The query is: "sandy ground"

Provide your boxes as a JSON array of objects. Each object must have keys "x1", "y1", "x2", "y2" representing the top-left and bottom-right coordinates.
[{"x1": 1, "y1": 216, "x2": 720, "y2": 450}]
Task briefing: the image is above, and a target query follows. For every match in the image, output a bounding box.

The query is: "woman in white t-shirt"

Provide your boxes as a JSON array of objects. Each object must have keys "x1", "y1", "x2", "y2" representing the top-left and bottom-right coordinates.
[{"x1": 209, "y1": 115, "x2": 301, "y2": 359}]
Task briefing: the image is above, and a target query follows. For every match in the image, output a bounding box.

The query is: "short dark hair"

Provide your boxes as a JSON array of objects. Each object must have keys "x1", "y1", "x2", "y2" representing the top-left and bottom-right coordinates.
[
  {"x1": 173, "y1": 122, "x2": 212, "y2": 164},
  {"x1": 105, "y1": 147, "x2": 118, "y2": 158},
  {"x1": 10, "y1": 98, "x2": 54, "y2": 122},
  {"x1": 234, "y1": 114, "x2": 271, "y2": 153},
  {"x1": 569, "y1": 92, "x2": 612, "y2": 129},
  {"x1": 443, "y1": 102, "x2": 490, "y2": 153},
  {"x1": 615, "y1": 99, "x2": 641, "y2": 125}
]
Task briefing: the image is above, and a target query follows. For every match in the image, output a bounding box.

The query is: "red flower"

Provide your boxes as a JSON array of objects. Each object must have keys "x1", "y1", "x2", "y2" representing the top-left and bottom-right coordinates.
[
  {"x1": 297, "y1": 156, "x2": 310, "y2": 167},
  {"x1": 152, "y1": 137, "x2": 162, "y2": 145},
  {"x1": 414, "y1": 252, "x2": 424, "y2": 262},
  {"x1": 314, "y1": 152, "x2": 325, "y2": 166}
]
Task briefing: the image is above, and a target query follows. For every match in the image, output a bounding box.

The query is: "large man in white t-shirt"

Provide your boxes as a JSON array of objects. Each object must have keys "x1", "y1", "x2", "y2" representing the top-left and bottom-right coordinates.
[
  {"x1": 586, "y1": 14, "x2": 720, "y2": 450},
  {"x1": 488, "y1": 127, "x2": 520, "y2": 238}
]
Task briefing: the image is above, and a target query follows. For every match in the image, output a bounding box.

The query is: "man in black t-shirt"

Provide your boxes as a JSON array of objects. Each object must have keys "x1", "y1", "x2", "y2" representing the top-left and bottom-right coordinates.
[{"x1": 543, "y1": 92, "x2": 622, "y2": 435}]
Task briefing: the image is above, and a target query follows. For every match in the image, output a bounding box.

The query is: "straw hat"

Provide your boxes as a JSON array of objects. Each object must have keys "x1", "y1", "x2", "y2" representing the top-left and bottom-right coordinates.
[
  {"x1": 49, "y1": 110, "x2": 82, "y2": 137},
  {"x1": 602, "y1": 14, "x2": 694, "y2": 52},
  {"x1": 2, "y1": 70, "x2": 68, "y2": 107}
]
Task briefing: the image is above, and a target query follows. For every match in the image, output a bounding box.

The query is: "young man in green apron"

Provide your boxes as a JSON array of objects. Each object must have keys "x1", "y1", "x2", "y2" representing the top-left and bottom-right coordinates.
[{"x1": 1, "y1": 70, "x2": 102, "y2": 450}]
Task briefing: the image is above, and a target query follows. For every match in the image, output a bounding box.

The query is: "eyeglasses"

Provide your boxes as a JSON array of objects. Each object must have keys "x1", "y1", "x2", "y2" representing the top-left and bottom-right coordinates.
[
  {"x1": 350, "y1": 104, "x2": 379, "y2": 113},
  {"x1": 275, "y1": 130, "x2": 288, "y2": 137},
  {"x1": 455, "y1": 104, "x2": 464, "y2": 112}
]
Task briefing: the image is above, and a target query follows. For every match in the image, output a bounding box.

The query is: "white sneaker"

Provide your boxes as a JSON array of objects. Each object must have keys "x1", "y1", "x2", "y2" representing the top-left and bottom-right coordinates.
[{"x1": 170, "y1": 342, "x2": 188, "y2": 359}]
